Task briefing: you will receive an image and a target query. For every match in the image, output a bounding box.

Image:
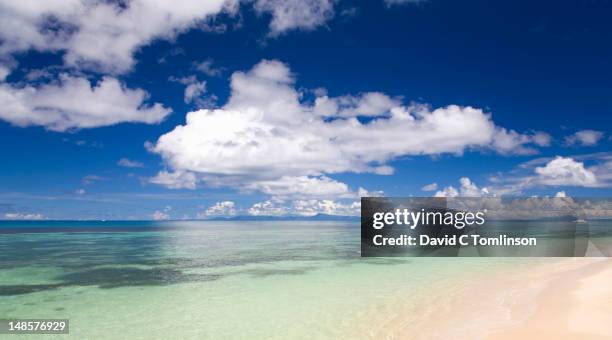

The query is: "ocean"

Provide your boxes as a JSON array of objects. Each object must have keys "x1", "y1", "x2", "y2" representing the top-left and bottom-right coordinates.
[{"x1": 0, "y1": 220, "x2": 608, "y2": 339}]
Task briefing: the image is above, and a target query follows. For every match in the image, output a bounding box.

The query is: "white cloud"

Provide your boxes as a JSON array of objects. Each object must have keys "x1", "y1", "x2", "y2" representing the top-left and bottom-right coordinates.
[
  {"x1": 75, "y1": 188, "x2": 86, "y2": 195},
  {"x1": 0, "y1": 75, "x2": 171, "y2": 131},
  {"x1": 486, "y1": 153, "x2": 612, "y2": 194},
  {"x1": 118, "y1": 158, "x2": 144, "y2": 168},
  {"x1": 535, "y1": 156, "x2": 597, "y2": 187},
  {"x1": 0, "y1": 65, "x2": 10, "y2": 81},
  {"x1": 532, "y1": 131, "x2": 552, "y2": 147},
  {"x1": 0, "y1": 0, "x2": 231, "y2": 73},
  {"x1": 314, "y1": 92, "x2": 401, "y2": 117},
  {"x1": 185, "y1": 82, "x2": 206, "y2": 104},
  {"x1": 152, "y1": 210, "x2": 170, "y2": 221},
  {"x1": 446, "y1": 197, "x2": 612, "y2": 220},
  {"x1": 0, "y1": 1, "x2": 345, "y2": 72},
  {"x1": 24, "y1": 68, "x2": 56, "y2": 82},
  {"x1": 151, "y1": 60, "x2": 547, "y2": 197},
  {"x1": 491, "y1": 128, "x2": 551, "y2": 155},
  {"x1": 565, "y1": 130, "x2": 604, "y2": 146},
  {"x1": 578, "y1": 199, "x2": 612, "y2": 219},
  {"x1": 254, "y1": 0, "x2": 335, "y2": 36},
  {"x1": 248, "y1": 199, "x2": 289, "y2": 216},
  {"x1": 248, "y1": 198, "x2": 360, "y2": 216},
  {"x1": 170, "y1": 76, "x2": 207, "y2": 105},
  {"x1": 435, "y1": 185, "x2": 459, "y2": 198},
  {"x1": 149, "y1": 170, "x2": 197, "y2": 190},
  {"x1": 421, "y1": 182, "x2": 438, "y2": 191},
  {"x1": 435, "y1": 177, "x2": 490, "y2": 197},
  {"x1": 194, "y1": 59, "x2": 223, "y2": 77},
  {"x1": 292, "y1": 199, "x2": 360, "y2": 216},
  {"x1": 200, "y1": 201, "x2": 236, "y2": 217},
  {"x1": 244, "y1": 175, "x2": 353, "y2": 199},
  {"x1": 357, "y1": 187, "x2": 384, "y2": 197},
  {"x1": 4, "y1": 212, "x2": 45, "y2": 220}
]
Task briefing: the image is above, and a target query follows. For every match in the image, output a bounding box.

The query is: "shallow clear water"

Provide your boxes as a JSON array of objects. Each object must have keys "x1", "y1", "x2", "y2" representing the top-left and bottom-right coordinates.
[{"x1": 1, "y1": 220, "x2": 605, "y2": 339}]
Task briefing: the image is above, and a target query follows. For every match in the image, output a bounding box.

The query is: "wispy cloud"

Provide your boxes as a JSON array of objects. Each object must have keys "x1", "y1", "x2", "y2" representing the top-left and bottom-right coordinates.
[
  {"x1": 82, "y1": 175, "x2": 105, "y2": 186},
  {"x1": 194, "y1": 59, "x2": 224, "y2": 77},
  {"x1": 118, "y1": 158, "x2": 144, "y2": 168},
  {"x1": 3, "y1": 212, "x2": 45, "y2": 220},
  {"x1": 421, "y1": 182, "x2": 438, "y2": 191},
  {"x1": 565, "y1": 130, "x2": 605, "y2": 146}
]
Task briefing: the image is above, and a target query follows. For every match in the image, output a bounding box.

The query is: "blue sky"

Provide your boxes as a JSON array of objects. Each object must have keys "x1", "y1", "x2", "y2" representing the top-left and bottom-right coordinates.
[{"x1": 0, "y1": 0, "x2": 610, "y2": 220}]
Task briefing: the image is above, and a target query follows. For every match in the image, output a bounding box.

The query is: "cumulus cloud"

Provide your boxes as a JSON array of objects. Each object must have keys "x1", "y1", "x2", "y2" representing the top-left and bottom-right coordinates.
[
  {"x1": 150, "y1": 60, "x2": 547, "y2": 197},
  {"x1": 535, "y1": 156, "x2": 597, "y2": 187},
  {"x1": 0, "y1": 75, "x2": 171, "y2": 131},
  {"x1": 487, "y1": 154, "x2": 611, "y2": 194},
  {"x1": 313, "y1": 92, "x2": 402, "y2": 117},
  {"x1": 152, "y1": 205, "x2": 172, "y2": 220},
  {"x1": 248, "y1": 198, "x2": 360, "y2": 216},
  {"x1": 565, "y1": 130, "x2": 604, "y2": 146},
  {"x1": 358, "y1": 187, "x2": 385, "y2": 198},
  {"x1": 4, "y1": 212, "x2": 45, "y2": 220},
  {"x1": 254, "y1": 0, "x2": 335, "y2": 36},
  {"x1": 200, "y1": 201, "x2": 237, "y2": 217},
  {"x1": 292, "y1": 199, "x2": 360, "y2": 216},
  {"x1": 434, "y1": 186, "x2": 459, "y2": 198},
  {"x1": 0, "y1": 0, "x2": 231, "y2": 73},
  {"x1": 248, "y1": 199, "x2": 289, "y2": 216},
  {"x1": 443, "y1": 196, "x2": 612, "y2": 221},
  {"x1": 0, "y1": 1, "x2": 342, "y2": 72},
  {"x1": 75, "y1": 188, "x2": 86, "y2": 195},
  {"x1": 118, "y1": 158, "x2": 144, "y2": 168},
  {"x1": 577, "y1": 199, "x2": 612, "y2": 219},
  {"x1": 435, "y1": 177, "x2": 490, "y2": 197},
  {"x1": 152, "y1": 210, "x2": 170, "y2": 221}
]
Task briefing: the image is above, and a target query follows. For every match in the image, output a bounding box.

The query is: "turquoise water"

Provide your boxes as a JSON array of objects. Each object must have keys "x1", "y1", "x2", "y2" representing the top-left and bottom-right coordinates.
[{"x1": 0, "y1": 221, "x2": 588, "y2": 339}]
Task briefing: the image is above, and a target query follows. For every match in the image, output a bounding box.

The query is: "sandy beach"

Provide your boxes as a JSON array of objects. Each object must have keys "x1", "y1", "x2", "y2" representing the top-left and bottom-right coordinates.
[
  {"x1": 388, "y1": 257, "x2": 612, "y2": 340},
  {"x1": 485, "y1": 258, "x2": 612, "y2": 339}
]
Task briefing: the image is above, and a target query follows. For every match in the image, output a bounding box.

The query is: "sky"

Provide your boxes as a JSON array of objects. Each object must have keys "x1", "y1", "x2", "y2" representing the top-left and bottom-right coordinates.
[{"x1": 0, "y1": 0, "x2": 610, "y2": 220}]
